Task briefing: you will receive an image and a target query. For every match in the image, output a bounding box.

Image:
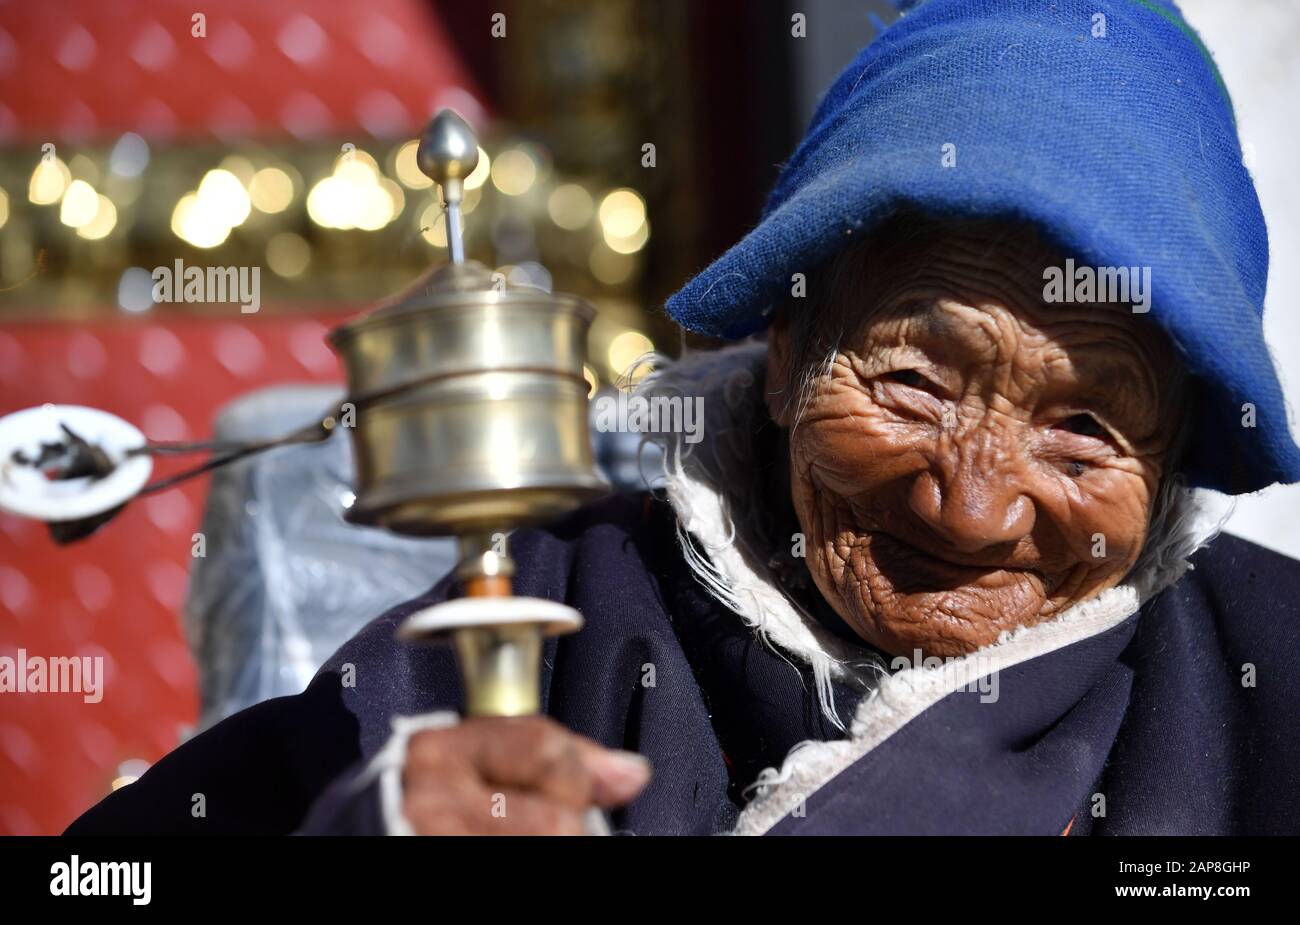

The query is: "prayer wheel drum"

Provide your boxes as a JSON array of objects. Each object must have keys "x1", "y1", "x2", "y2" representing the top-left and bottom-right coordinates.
[{"x1": 328, "y1": 260, "x2": 607, "y2": 537}]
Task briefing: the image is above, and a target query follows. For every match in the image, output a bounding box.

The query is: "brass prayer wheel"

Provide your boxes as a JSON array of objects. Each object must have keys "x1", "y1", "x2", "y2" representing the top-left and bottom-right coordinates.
[
  {"x1": 328, "y1": 109, "x2": 607, "y2": 716},
  {"x1": 327, "y1": 260, "x2": 606, "y2": 536}
]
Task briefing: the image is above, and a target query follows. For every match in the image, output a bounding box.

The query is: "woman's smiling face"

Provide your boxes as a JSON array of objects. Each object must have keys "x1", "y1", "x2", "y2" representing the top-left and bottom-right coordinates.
[{"x1": 767, "y1": 222, "x2": 1187, "y2": 658}]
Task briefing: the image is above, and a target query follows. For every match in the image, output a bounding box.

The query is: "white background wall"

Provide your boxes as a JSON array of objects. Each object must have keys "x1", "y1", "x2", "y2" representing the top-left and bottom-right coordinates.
[{"x1": 1182, "y1": 0, "x2": 1300, "y2": 559}]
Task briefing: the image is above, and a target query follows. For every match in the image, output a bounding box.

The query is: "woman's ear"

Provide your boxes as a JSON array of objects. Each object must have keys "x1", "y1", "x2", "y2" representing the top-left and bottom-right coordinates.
[{"x1": 766, "y1": 308, "x2": 797, "y2": 428}]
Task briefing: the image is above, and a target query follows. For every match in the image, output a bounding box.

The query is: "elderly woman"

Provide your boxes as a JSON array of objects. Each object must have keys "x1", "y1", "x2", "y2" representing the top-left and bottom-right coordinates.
[{"x1": 71, "y1": 0, "x2": 1300, "y2": 836}]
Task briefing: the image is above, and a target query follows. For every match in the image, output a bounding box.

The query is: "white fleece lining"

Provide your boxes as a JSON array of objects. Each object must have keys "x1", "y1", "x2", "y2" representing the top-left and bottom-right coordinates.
[
  {"x1": 669, "y1": 451, "x2": 869, "y2": 729},
  {"x1": 645, "y1": 342, "x2": 1230, "y2": 836}
]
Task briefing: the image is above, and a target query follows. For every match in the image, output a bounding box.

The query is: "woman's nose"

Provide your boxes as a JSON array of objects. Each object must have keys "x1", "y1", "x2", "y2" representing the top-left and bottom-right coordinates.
[{"x1": 906, "y1": 432, "x2": 1037, "y2": 553}]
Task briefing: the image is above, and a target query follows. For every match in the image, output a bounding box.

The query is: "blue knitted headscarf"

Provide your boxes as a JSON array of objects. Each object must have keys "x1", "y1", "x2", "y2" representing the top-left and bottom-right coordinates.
[{"x1": 665, "y1": 0, "x2": 1300, "y2": 494}]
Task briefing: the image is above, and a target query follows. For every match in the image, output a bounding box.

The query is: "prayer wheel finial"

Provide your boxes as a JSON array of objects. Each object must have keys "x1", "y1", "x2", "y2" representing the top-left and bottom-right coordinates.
[{"x1": 417, "y1": 110, "x2": 479, "y2": 264}]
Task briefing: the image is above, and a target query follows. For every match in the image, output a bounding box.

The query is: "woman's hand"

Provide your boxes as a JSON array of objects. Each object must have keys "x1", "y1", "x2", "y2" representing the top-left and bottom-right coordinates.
[{"x1": 401, "y1": 714, "x2": 651, "y2": 835}]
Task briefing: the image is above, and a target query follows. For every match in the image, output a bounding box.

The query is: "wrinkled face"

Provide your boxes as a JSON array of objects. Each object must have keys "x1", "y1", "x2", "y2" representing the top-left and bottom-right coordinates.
[{"x1": 768, "y1": 224, "x2": 1185, "y2": 659}]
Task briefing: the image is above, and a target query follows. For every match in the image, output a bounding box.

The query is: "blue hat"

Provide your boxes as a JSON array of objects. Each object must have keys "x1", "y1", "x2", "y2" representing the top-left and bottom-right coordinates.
[{"x1": 665, "y1": 0, "x2": 1300, "y2": 494}]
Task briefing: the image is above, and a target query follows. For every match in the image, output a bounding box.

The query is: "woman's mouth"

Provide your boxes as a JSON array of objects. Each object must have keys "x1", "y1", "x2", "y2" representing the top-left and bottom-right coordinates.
[{"x1": 866, "y1": 531, "x2": 1039, "y2": 592}]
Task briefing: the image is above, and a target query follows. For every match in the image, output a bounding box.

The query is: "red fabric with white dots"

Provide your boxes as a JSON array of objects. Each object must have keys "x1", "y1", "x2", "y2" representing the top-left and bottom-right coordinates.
[
  {"x1": 0, "y1": 0, "x2": 484, "y2": 143},
  {"x1": 0, "y1": 314, "x2": 349, "y2": 834}
]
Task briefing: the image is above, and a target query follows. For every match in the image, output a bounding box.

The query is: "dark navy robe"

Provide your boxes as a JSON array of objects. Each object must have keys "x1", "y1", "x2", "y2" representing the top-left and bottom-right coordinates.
[{"x1": 65, "y1": 494, "x2": 1300, "y2": 835}]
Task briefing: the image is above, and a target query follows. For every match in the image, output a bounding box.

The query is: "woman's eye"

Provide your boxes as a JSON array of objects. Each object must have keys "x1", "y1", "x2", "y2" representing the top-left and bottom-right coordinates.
[
  {"x1": 886, "y1": 369, "x2": 936, "y2": 392},
  {"x1": 1056, "y1": 413, "x2": 1107, "y2": 439}
]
